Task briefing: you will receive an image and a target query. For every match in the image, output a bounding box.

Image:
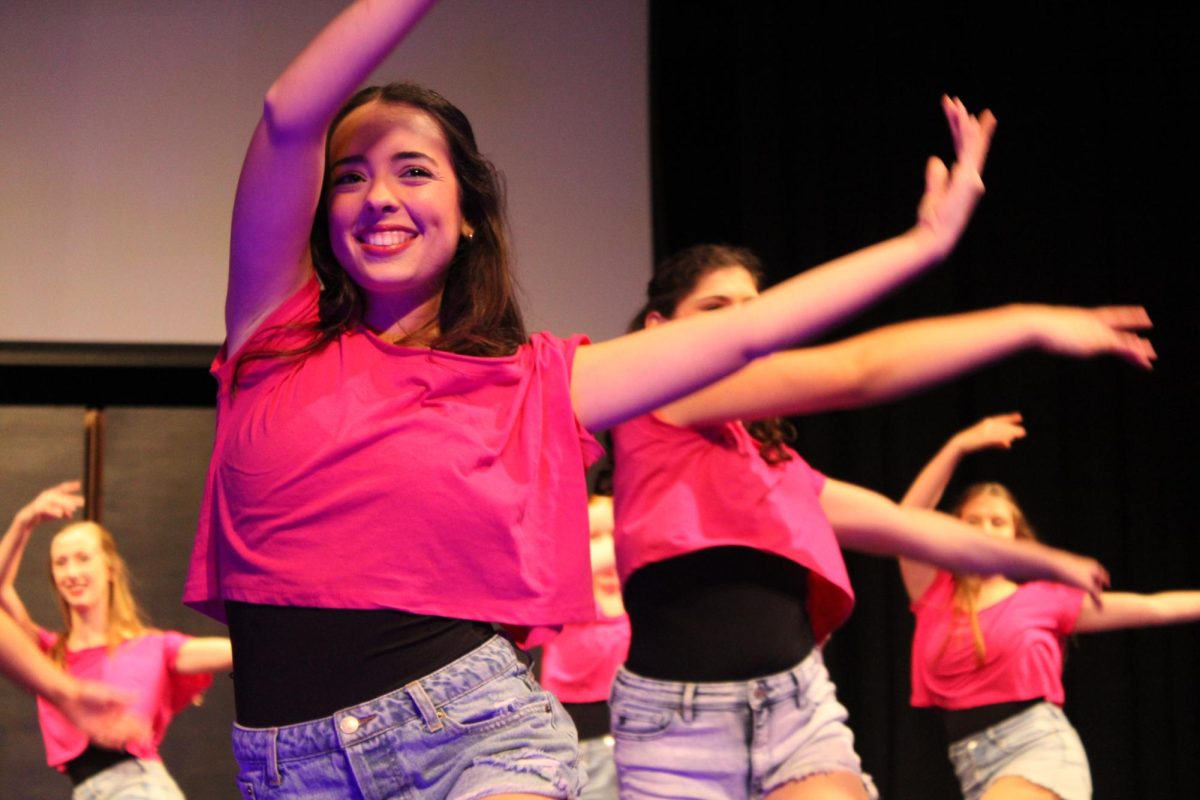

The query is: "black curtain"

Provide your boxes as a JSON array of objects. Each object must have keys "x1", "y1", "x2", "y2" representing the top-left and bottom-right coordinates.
[{"x1": 651, "y1": 4, "x2": 1198, "y2": 797}]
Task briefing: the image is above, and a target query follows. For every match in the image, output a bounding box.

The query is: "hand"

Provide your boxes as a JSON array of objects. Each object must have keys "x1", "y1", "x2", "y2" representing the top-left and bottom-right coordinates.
[
  {"x1": 952, "y1": 413, "x2": 1026, "y2": 455},
  {"x1": 1035, "y1": 305, "x2": 1156, "y2": 370},
  {"x1": 915, "y1": 95, "x2": 998, "y2": 256},
  {"x1": 57, "y1": 680, "x2": 151, "y2": 751},
  {"x1": 1053, "y1": 551, "x2": 1110, "y2": 607},
  {"x1": 13, "y1": 481, "x2": 84, "y2": 531}
]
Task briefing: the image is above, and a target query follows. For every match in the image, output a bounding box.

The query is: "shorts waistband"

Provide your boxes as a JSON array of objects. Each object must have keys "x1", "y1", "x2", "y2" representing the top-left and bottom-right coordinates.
[
  {"x1": 613, "y1": 647, "x2": 824, "y2": 709},
  {"x1": 948, "y1": 701, "x2": 1063, "y2": 753},
  {"x1": 232, "y1": 634, "x2": 519, "y2": 763}
]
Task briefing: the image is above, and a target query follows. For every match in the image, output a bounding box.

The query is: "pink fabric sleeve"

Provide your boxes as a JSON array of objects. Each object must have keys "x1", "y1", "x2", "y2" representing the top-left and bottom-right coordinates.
[{"x1": 160, "y1": 631, "x2": 214, "y2": 714}]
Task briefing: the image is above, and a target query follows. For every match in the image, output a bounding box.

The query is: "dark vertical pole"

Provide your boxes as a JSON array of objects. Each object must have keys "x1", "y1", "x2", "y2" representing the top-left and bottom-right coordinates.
[{"x1": 83, "y1": 407, "x2": 105, "y2": 523}]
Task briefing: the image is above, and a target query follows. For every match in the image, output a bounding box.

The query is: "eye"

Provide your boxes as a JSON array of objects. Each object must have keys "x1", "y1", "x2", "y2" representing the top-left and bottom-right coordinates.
[
  {"x1": 398, "y1": 165, "x2": 433, "y2": 179},
  {"x1": 332, "y1": 171, "x2": 365, "y2": 187}
]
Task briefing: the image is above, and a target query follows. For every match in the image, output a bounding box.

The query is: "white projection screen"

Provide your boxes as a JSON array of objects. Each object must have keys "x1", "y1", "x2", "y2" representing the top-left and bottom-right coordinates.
[{"x1": 0, "y1": 0, "x2": 650, "y2": 347}]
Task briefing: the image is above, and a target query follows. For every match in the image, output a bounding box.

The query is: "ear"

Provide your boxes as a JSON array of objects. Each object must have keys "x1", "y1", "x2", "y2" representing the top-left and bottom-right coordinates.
[
  {"x1": 461, "y1": 221, "x2": 475, "y2": 240},
  {"x1": 644, "y1": 310, "x2": 667, "y2": 328}
]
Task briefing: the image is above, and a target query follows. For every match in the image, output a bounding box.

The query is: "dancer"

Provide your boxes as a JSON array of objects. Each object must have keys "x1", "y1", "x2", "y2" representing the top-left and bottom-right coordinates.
[
  {"x1": 0, "y1": 610, "x2": 149, "y2": 750},
  {"x1": 609, "y1": 245, "x2": 1154, "y2": 800},
  {"x1": 0, "y1": 482, "x2": 231, "y2": 798},
  {"x1": 182, "y1": 1, "x2": 1011, "y2": 796},
  {"x1": 539, "y1": 482, "x2": 629, "y2": 800},
  {"x1": 900, "y1": 414, "x2": 1200, "y2": 800}
]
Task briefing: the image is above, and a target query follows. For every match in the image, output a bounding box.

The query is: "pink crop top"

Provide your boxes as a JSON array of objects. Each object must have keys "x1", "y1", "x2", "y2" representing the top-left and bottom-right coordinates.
[
  {"x1": 184, "y1": 278, "x2": 604, "y2": 643},
  {"x1": 611, "y1": 413, "x2": 854, "y2": 644},
  {"x1": 910, "y1": 571, "x2": 1085, "y2": 708},
  {"x1": 36, "y1": 630, "x2": 211, "y2": 769}
]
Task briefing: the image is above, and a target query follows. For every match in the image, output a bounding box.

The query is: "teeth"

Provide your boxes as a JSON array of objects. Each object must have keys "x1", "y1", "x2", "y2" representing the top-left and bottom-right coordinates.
[{"x1": 360, "y1": 230, "x2": 414, "y2": 247}]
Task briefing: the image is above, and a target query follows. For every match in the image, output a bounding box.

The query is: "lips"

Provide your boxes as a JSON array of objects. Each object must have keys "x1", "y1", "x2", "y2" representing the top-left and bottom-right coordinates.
[{"x1": 356, "y1": 227, "x2": 416, "y2": 256}]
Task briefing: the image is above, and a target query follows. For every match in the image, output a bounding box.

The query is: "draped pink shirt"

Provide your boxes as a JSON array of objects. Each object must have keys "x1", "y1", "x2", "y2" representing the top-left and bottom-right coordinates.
[
  {"x1": 910, "y1": 571, "x2": 1085, "y2": 708},
  {"x1": 36, "y1": 630, "x2": 211, "y2": 769},
  {"x1": 540, "y1": 610, "x2": 631, "y2": 703},
  {"x1": 183, "y1": 279, "x2": 603, "y2": 645},
  {"x1": 611, "y1": 413, "x2": 854, "y2": 645}
]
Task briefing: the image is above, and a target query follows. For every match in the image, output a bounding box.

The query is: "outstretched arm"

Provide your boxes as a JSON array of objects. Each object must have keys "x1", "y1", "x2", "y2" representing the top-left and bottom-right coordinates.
[
  {"x1": 895, "y1": 414, "x2": 1026, "y2": 600},
  {"x1": 820, "y1": 478, "x2": 1109, "y2": 604},
  {"x1": 1076, "y1": 591, "x2": 1200, "y2": 633},
  {"x1": 227, "y1": 0, "x2": 438, "y2": 354},
  {"x1": 0, "y1": 482, "x2": 85, "y2": 641},
  {"x1": 656, "y1": 305, "x2": 1153, "y2": 429},
  {"x1": 0, "y1": 612, "x2": 150, "y2": 750},
  {"x1": 174, "y1": 637, "x2": 233, "y2": 675},
  {"x1": 572, "y1": 97, "x2": 997, "y2": 431}
]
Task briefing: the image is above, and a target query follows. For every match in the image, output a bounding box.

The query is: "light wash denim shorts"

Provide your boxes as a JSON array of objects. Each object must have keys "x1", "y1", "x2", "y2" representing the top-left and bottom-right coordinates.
[
  {"x1": 71, "y1": 758, "x2": 184, "y2": 800},
  {"x1": 609, "y1": 649, "x2": 877, "y2": 800},
  {"x1": 578, "y1": 735, "x2": 617, "y2": 800},
  {"x1": 948, "y1": 701, "x2": 1091, "y2": 800},
  {"x1": 232, "y1": 635, "x2": 581, "y2": 799}
]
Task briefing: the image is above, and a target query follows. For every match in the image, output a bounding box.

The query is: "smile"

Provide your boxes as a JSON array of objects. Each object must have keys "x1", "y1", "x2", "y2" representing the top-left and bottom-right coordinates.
[{"x1": 356, "y1": 228, "x2": 417, "y2": 253}]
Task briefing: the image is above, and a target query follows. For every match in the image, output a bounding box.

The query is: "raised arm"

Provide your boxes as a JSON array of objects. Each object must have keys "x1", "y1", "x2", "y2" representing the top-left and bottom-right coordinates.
[
  {"x1": 226, "y1": 0, "x2": 437, "y2": 354},
  {"x1": 572, "y1": 96, "x2": 997, "y2": 431},
  {"x1": 0, "y1": 612, "x2": 150, "y2": 750},
  {"x1": 892, "y1": 415, "x2": 1026, "y2": 600},
  {"x1": 1075, "y1": 591, "x2": 1200, "y2": 633},
  {"x1": 656, "y1": 305, "x2": 1153, "y2": 429},
  {"x1": 819, "y1": 478, "x2": 1109, "y2": 604},
  {"x1": 0, "y1": 482, "x2": 85, "y2": 641}
]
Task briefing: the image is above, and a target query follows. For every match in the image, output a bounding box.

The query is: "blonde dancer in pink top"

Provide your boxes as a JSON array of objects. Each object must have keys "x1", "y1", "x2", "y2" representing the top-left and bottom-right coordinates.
[
  {"x1": 901, "y1": 414, "x2": 1200, "y2": 800},
  {"x1": 0, "y1": 482, "x2": 231, "y2": 798}
]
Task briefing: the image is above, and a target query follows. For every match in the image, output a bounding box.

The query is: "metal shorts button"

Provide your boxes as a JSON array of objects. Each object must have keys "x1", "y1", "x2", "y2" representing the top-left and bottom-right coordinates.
[{"x1": 339, "y1": 716, "x2": 360, "y2": 734}]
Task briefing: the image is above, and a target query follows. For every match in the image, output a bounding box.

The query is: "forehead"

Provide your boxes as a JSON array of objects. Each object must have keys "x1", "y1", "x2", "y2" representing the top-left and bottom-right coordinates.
[
  {"x1": 686, "y1": 265, "x2": 759, "y2": 300},
  {"x1": 329, "y1": 101, "x2": 452, "y2": 162},
  {"x1": 50, "y1": 527, "x2": 102, "y2": 557},
  {"x1": 960, "y1": 494, "x2": 1014, "y2": 517}
]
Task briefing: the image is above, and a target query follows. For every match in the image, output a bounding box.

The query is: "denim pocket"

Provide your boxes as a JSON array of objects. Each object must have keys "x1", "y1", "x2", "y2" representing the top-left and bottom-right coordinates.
[
  {"x1": 438, "y1": 674, "x2": 554, "y2": 735},
  {"x1": 610, "y1": 701, "x2": 674, "y2": 741}
]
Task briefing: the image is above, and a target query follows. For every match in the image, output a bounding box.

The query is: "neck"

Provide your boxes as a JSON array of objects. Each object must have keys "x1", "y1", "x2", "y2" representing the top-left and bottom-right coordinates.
[
  {"x1": 364, "y1": 284, "x2": 444, "y2": 345},
  {"x1": 68, "y1": 602, "x2": 111, "y2": 649}
]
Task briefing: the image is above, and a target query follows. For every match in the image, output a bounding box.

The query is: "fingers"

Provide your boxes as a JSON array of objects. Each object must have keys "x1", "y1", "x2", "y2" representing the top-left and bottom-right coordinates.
[
  {"x1": 1092, "y1": 305, "x2": 1153, "y2": 331},
  {"x1": 924, "y1": 156, "x2": 949, "y2": 197},
  {"x1": 941, "y1": 94, "x2": 996, "y2": 176},
  {"x1": 1114, "y1": 332, "x2": 1157, "y2": 370}
]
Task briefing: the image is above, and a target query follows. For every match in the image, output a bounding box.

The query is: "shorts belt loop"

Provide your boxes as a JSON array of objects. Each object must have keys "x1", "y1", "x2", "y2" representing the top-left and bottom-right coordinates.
[
  {"x1": 681, "y1": 683, "x2": 697, "y2": 724},
  {"x1": 405, "y1": 680, "x2": 444, "y2": 733},
  {"x1": 267, "y1": 728, "x2": 282, "y2": 787}
]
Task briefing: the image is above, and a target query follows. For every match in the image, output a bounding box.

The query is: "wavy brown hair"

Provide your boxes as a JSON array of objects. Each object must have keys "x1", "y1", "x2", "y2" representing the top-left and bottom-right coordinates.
[
  {"x1": 941, "y1": 482, "x2": 1039, "y2": 667},
  {"x1": 47, "y1": 522, "x2": 151, "y2": 668},
  {"x1": 236, "y1": 82, "x2": 526, "y2": 382},
  {"x1": 631, "y1": 243, "x2": 795, "y2": 464}
]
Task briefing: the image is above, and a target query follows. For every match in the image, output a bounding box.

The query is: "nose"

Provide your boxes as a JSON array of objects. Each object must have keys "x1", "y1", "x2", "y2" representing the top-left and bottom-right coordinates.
[{"x1": 365, "y1": 176, "x2": 400, "y2": 214}]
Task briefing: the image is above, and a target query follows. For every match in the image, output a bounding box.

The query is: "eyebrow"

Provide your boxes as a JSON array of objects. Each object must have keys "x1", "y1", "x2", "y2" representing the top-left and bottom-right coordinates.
[{"x1": 330, "y1": 151, "x2": 437, "y2": 170}]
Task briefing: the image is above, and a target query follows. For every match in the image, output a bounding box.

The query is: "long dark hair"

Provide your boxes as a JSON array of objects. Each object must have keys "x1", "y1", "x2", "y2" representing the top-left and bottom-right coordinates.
[
  {"x1": 631, "y1": 243, "x2": 795, "y2": 464},
  {"x1": 237, "y1": 83, "x2": 525, "y2": 381}
]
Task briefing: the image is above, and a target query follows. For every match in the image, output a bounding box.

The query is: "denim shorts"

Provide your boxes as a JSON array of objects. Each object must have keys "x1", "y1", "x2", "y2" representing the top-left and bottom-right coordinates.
[
  {"x1": 609, "y1": 649, "x2": 877, "y2": 800},
  {"x1": 71, "y1": 758, "x2": 184, "y2": 800},
  {"x1": 578, "y1": 735, "x2": 617, "y2": 800},
  {"x1": 948, "y1": 702, "x2": 1091, "y2": 800},
  {"x1": 232, "y1": 635, "x2": 581, "y2": 799}
]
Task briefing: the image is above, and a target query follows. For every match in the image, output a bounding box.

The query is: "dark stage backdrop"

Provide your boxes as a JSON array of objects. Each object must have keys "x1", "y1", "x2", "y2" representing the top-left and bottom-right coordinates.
[{"x1": 651, "y1": 3, "x2": 1197, "y2": 798}]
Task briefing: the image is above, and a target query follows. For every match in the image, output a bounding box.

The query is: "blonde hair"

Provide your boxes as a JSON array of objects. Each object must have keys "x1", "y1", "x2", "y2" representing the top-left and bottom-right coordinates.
[
  {"x1": 47, "y1": 522, "x2": 151, "y2": 668},
  {"x1": 942, "y1": 483, "x2": 1038, "y2": 667}
]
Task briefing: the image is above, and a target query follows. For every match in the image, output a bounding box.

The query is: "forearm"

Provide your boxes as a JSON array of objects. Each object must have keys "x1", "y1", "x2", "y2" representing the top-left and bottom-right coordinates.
[
  {"x1": 1078, "y1": 591, "x2": 1200, "y2": 632},
  {"x1": 573, "y1": 228, "x2": 952, "y2": 430},
  {"x1": 0, "y1": 516, "x2": 33, "y2": 595},
  {"x1": 174, "y1": 637, "x2": 233, "y2": 675},
  {"x1": 0, "y1": 611, "x2": 65, "y2": 700},
  {"x1": 263, "y1": 0, "x2": 437, "y2": 137}
]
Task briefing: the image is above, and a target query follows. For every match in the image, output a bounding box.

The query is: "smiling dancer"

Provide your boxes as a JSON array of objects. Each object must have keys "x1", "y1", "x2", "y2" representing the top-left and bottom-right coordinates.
[
  {"x1": 1, "y1": 481, "x2": 231, "y2": 798},
  {"x1": 901, "y1": 414, "x2": 1200, "y2": 800},
  {"x1": 179, "y1": 0, "x2": 1038, "y2": 796}
]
